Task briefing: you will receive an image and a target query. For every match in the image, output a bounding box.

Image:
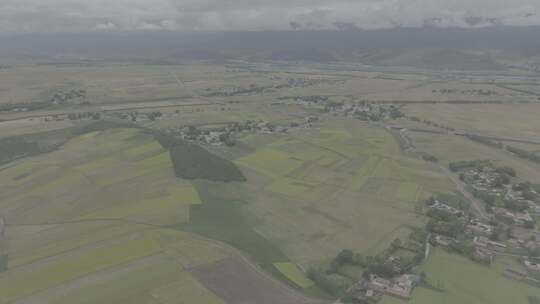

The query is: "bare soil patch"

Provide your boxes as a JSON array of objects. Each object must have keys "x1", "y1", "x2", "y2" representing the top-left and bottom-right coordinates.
[{"x1": 190, "y1": 256, "x2": 322, "y2": 304}]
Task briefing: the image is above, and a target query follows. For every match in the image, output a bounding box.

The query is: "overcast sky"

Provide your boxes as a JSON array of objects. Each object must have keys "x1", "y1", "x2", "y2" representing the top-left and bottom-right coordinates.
[{"x1": 1, "y1": 0, "x2": 539, "y2": 33}]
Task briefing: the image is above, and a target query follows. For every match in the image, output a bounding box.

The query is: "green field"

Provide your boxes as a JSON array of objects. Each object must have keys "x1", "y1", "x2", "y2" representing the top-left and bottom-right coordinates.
[
  {"x1": 0, "y1": 233, "x2": 161, "y2": 303},
  {"x1": 273, "y1": 262, "x2": 315, "y2": 288},
  {"x1": 2, "y1": 59, "x2": 535, "y2": 304},
  {"x1": 381, "y1": 248, "x2": 540, "y2": 304},
  {"x1": 54, "y1": 262, "x2": 224, "y2": 304},
  {"x1": 236, "y1": 148, "x2": 304, "y2": 178},
  {"x1": 0, "y1": 127, "x2": 240, "y2": 304},
  {"x1": 397, "y1": 182, "x2": 419, "y2": 202},
  {"x1": 8, "y1": 223, "x2": 145, "y2": 268},
  {"x1": 180, "y1": 181, "x2": 290, "y2": 265},
  {"x1": 231, "y1": 118, "x2": 452, "y2": 266}
]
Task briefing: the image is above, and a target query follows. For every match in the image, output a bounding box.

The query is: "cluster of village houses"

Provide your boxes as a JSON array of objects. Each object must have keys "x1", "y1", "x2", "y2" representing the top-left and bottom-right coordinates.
[
  {"x1": 164, "y1": 117, "x2": 320, "y2": 146},
  {"x1": 429, "y1": 204, "x2": 540, "y2": 286},
  {"x1": 462, "y1": 165, "x2": 539, "y2": 226},
  {"x1": 426, "y1": 163, "x2": 540, "y2": 287},
  {"x1": 429, "y1": 200, "x2": 465, "y2": 217},
  {"x1": 327, "y1": 161, "x2": 540, "y2": 302},
  {"x1": 204, "y1": 78, "x2": 343, "y2": 97},
  {"x1": 288, "y1": 96, "x2": 403, "y2": 122}
]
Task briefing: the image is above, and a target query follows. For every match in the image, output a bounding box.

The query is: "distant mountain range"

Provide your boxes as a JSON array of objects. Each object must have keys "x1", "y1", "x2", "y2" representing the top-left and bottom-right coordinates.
[{"x1": 1, "y1": 26, "x2": 539, "y2": 71}]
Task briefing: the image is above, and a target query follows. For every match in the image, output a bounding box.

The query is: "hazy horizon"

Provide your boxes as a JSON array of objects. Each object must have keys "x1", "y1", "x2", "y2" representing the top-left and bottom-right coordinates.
[{"x1": 1, "y1": 0, "x2": 539, "y2": 33}]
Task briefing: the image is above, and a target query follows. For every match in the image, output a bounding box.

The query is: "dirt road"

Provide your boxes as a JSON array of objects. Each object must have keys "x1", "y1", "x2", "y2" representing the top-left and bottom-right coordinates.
[{"x1": 438, "y1": 164, "x2": 489, "y2": 220}]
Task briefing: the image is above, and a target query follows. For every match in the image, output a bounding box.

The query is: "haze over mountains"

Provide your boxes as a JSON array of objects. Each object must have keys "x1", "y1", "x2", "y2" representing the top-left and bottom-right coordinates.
[{"x1": 1, "y1": 26, "x2": 540, "y2": 71}]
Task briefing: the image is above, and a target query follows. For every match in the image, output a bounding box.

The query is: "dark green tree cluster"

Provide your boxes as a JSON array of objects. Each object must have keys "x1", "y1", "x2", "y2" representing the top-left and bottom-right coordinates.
[
  {"x1": 422, "y1": 154, "x2": 439, "y2": 162},
  {"x1": 507, "y1": 146, "x2": 540, "y2": 163},
  {"x1": 471, "y1": 188, "x2": 497, "y2": 206},
  {"x1": 154, "y1": 133, "x2": 246, "y2": 182},
  {"x1": 425, "y1": 209, "x2": 464, "y2": 238},
  {"x1": 146, "y1": 111, "x2": 163, "y2": 121},
  {"x1": 494, "y1": 166, "x2": 516, "y2": 177},
  {"x1": 67, "y1": 111, "x2": 103, "y2": 121},
  {"x1": 449, "y1": 160, "x2": 490, "y2": 172},
  {"x1": 466, "y1": 135, "x2": 503, "y2": 149},
  {"x1": 307, "y1": 267, "x2": 351, "y2": 297}
]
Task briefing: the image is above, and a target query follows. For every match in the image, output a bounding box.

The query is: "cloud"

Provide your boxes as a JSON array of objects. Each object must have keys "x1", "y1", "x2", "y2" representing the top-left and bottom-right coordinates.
[
  {"x1": 95, "y1": 22, "x2": 117, "y2": 31},
  {"x1": 0, "y1": 0, "x2": 538, "y2": 33}
]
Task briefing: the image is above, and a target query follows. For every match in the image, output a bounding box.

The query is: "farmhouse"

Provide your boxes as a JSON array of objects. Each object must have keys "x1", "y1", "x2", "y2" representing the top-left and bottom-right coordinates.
[
  {"x1": 473, "y1": 236, "x2": 507, "y2": 252},
  {"x1": 433, "y1": 234, "x2": 455, "y2": 246},
  {"x1": 527, "y1": 202, "x2": 540, "y2": 214},
  {"x1": 429, "y1": 200, "x2": 463, "y2": 216},
  {"x1": 467, "y1": 219, "x2": 493, "y2": 236},
  {"x1": 503, "y1": 269, "x2": 528, "y2": 281},
  {"x1": 524, "y1": 260, "x2": 540, "y2": 272},
  {"x1": 473, "y1": 246, "x2": 495, "y2": 264},
  {"x1": 493, "y1": 208, "x2": 533, "y2": 225},
  {"x1": 367, "y1": 274, "x2": 419, "y2": 300}
]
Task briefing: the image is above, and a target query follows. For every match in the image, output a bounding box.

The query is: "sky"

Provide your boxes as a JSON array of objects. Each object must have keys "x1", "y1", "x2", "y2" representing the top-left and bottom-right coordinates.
[{"x1": 0, "y1": 0, "x2": 539, "y2": 33}]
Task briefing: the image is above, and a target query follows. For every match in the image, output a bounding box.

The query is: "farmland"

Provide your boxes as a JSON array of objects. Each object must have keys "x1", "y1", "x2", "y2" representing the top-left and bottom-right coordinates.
[
  {"x1": 233, "y1": 118, "x2": 453, "y2": 267},
  {"x1": 0, "y1": 125, "x2": 299, "y2": 304},
  {"x1": 1, "y1": 57, "x2": 540, "y2": 304},
  {"x1": 405, "y1": 103, "x2": 540, "y2": 140}
]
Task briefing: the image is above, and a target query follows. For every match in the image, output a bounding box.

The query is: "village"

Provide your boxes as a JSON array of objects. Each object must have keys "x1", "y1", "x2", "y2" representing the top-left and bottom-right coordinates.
[
  {"x1": 329, "y1": 160, "x2": 540, "y2": 303},
  {"x1": 424, "y1": 160, "x2": 540, "y2": 289},
  {"x1": 292, "y1": 97, "x2": 404, "y2": 122},
  {"x1": 161, "y1": 116, "x2": 320, "y2": 147}
]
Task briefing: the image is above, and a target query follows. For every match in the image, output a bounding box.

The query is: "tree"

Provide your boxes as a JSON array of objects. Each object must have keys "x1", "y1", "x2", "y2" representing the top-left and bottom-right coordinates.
[
  {"x1": 523, "y1": 190, "x2": 538, "y2": 200},
  {"x1": 490, "y1": 225, "x2": 503, "y2": 241},
  {"x1": 513, "y1": 182, "x2": 531, "y2": 191},
  {"x1": 352, "y1": 253, "x2": 365, "y2": 266},
  {"x1": 495, "y1": 166, "x2": 516, "y2": 177},
  {"x1": 505, "y1": 227, "x2": 513, "y2": 239},
  {"x1": 219, "y1": 133, "x2": 236, "y2": 147},
  {"x1": 390, "y1": 239, "x2": 403, "y2": 251},
  {"x1": 425, "y1": 196, "x2": 436, "y2": 206},
  {"x1": 423, "y1": 155, "x2": 438, "y2": 162},
  {"x1": 307, "y1": 267, "x2": 349, "y2": 296},
  {"x1": 420, "y1": 271, "x2": 427, "y2": 283},
  {"x1": 366, "y1": 257, "x2": 398, "y2": 278},
  {"x1": 336, "y1": 249, "x2": 354, "y2": 266}
]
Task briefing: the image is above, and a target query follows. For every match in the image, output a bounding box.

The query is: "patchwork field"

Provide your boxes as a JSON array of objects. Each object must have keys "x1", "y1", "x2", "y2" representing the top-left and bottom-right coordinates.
[
  {"x1": 0, "y1": 126, "x2": 310, "y2": 304},
  {"x1": 233, "y1": 118, "x2": 453, "y2": 267},
  {"x1": 407, "y1": 128, "x2": 540, "y2": 182},
  {"x1": 2, "y1": 227, "x2": 234, "y2": 304},
  {"x1": 2, "y1": 60, "x2": 538, "y2": 304},
  {"x1": 0, "y1": 128, "x2": 199, "y2": 225},
  {"x1": 405, "y1": 103, "x2": 540, "y2": 139},
  {"x1": 190, "y1": 257, "x2": 319, "y2": 304}
]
